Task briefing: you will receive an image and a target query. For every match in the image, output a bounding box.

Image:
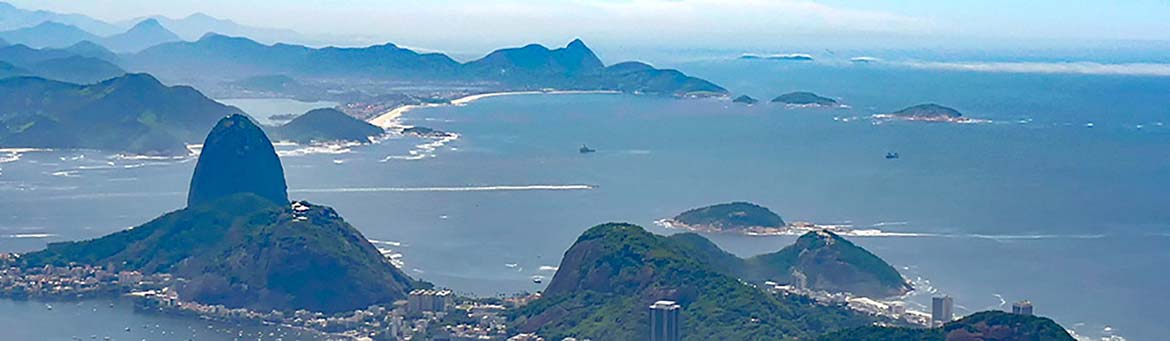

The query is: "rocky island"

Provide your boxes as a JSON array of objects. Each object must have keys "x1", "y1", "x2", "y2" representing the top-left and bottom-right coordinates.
[
  {"x1": 666, "y1": 202, "x2": 785, "y2": 231},
  {"x1": 19, "y1": 114, "x2": 416, "y2": 313},
  {"x1": 875, "y1": 103, "x2": 987, "y2": 124},
  {"x1": 732, "y1": 95, "x2": 759, "y2": 104},
  {"x1": 772, "y1": 91, "x2": 843, "y2": 108},
  {"x1": 402, "y1": 126, "x2": 457, "y2": 139},
  {"x1": 660, "y1": 201, "x2": 852, "y2": 236}
]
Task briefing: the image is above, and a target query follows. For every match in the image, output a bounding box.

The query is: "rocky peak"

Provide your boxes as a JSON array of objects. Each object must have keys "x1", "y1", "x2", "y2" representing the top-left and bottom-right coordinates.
[{"x1": 187, "y1": 114, "x2": 288, "y2": 207}]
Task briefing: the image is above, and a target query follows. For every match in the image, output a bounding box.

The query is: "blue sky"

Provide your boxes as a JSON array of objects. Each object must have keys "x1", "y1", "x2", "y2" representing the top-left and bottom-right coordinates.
[{"x1": 8, "y1": 0, "x2": 1170, "y2": 53}]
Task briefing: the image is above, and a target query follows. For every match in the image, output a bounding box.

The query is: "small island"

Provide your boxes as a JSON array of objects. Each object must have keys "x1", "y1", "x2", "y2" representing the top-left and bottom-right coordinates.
[
  {"x1": 732, "y1": 95, "x2": 759, "y2": 105},
  {"x1": 772, "y1": 91, "x2": 843, "y2": 108},
  {"x1": 874, "y1": 103, "x2": 988, "y2": 124},
  {"x1": 667, "y1": 202, "x2": 785, "y2": 231},
  {"x1": 402, "y1": 126, "x2": 456, "y2": 139},
  {"x1": 268, "y1": 108, "x2": 386, "y2": 144},
  {"x1": 660, "y1": 201, "x2": 854, "y2": 236},
  {"x1": 741, "y1": 53, "x2": 815, "y2": 61}
]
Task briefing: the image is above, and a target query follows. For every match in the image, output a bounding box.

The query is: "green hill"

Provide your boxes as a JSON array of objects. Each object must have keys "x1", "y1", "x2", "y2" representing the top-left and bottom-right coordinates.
[
  {"x1": 819, "y1": 311, "x2": 1075, "y2": 341},
  {"x1": 0, "y1": 73, "x2": 237, "y2": 154},
  {"x1": 269, "y1": 108, "x2": 385, "y2": 144},
  {"x1": 511, "y1": 223, "x2": 873, "y2": 340},
  {"x1": 747, "y1": 231, "x2": 911, "y2": 298}
]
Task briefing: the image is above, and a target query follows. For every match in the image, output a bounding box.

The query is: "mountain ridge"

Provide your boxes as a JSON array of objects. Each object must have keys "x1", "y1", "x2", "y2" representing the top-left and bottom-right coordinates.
[
  {"x1": 129, "y1": 35, "x2": 727, "y2": 97},
  {"x1": 514, "y1": 223, "x2": 876, "y2": 340},
  {"x1": 0, "y1": 73, "x2": 237, "y2": 154}
]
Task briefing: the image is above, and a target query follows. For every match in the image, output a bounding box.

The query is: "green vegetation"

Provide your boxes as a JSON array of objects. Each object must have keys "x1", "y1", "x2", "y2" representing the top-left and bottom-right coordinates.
[
  {"x1": 772, "y1": 91, "x2": 838, "y2": 105},
  {"x1": 747, "y1": 231, "x2": 911, "y2": 298},
  {"x1": 511, "y1": 223, "x2": 873, "y2": 340},
  {"x1": 269, "y1": 108, "x2": 385, "y2": 144},
  {"x1": 672, "y1": 201, "x2": 785, "y2": 229},
  {"x1": 0, "y1": 73, "x2": 238, "y2": 154},
  {"x1": 669, "y1": 201, "x2": 910, "y2": 297},
  {"x1": 819, "y1": 311, "x2": 1075, "y2": 341},
  {"x1": 22, "y1": 194, "x2": 414, "y2": 313}
]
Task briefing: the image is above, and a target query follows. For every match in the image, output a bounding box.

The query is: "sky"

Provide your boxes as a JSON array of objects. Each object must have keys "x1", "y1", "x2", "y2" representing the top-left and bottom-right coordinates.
[{"x1": 7, "y1": 0, "x2": 1170, "y2": 55}]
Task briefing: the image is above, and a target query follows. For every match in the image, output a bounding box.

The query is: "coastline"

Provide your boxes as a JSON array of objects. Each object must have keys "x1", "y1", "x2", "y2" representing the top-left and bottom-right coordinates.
[{"x1": 368, "y1": 90, "x2": 621, "y2": 129}]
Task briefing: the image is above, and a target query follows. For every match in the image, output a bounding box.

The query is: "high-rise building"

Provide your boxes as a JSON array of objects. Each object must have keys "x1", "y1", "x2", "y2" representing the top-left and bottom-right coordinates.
[
  {"x1": 931, "y1": 296, "x2": 954, "y2": 326},
  {"x1": 1012, "y1": 300, "x2": 1033, "y2": 315},
  {"x1": 650, "y1": 300, "x2": 681, "y2": 341},
  {"x1": 408, "y1": 289, "x2": 454, "y2": 314}
]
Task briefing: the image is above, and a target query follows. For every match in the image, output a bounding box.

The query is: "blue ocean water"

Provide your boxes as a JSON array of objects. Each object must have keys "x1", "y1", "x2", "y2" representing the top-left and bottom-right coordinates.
[{"x1": 2, "y1": 60, "x2": 1168, "y2": 339}]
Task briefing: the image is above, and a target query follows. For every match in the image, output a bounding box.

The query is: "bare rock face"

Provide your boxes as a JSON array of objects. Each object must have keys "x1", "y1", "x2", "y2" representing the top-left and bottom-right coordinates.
[{"x1": 187, "y1": 114, "x2": 288, "y2": 207}]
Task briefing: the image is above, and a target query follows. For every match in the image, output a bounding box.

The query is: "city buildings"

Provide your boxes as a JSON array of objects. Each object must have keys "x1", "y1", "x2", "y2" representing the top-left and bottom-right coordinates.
[
  {"x1": 408, "y1": 289, "x2": 454, "y2": 314},
  {"x1": 931, "y1": 296, "x2": 954, "y2": 327},
  {"x1": 1012, "y1": 300, "x2": 1034, "y2": 316},
  {"x1": 649, "y1": 300, "x2": 681, "y2": 341}
]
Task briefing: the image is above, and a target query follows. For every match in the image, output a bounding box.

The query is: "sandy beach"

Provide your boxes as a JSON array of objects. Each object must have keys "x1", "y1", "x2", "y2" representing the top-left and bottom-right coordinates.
[{"x1": 368, "y1": 90, "x2": 620, "y2": 128}]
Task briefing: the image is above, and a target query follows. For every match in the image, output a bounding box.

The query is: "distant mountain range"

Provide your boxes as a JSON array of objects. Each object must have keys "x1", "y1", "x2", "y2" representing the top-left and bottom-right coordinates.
[
  {"x1": 0, "y1": 1, "x2": 308, "y2": 46},
  {"x1": 0, "y1": 18, "x2": 181, "y2": 52},
  {"x1": 0, "y1": 1, "x2": 121, "y2": 35},
  {"x1": 119, "y1": 13, "x2": 308, "y2": 45},
  {"x1": 126, "y1": 34, "x2": 725, "y2": 97},
  {"x1": 0, "y1": 42, "x2": 124, "y2": 83},
  {"x1": 0, "y1": 73, "x2": 238, "y2": 154}
]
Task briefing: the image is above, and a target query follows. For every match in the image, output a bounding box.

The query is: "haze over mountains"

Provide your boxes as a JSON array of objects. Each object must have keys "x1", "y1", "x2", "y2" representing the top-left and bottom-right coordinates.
[
  {"x1": 0, "y1": 18, "x2": 180, "y2": 52},
  {"x1": 0, "y1": 1, "x2": 121, "y2": 35},
  {"x1": 125, "y1": 34, "x2": 724, "y2": 96}
]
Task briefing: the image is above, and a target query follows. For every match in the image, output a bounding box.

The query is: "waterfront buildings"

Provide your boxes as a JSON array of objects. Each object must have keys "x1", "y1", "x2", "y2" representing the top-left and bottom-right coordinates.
[{"x1": 649, "y1": 300, "x2": 681, "y2": 341}]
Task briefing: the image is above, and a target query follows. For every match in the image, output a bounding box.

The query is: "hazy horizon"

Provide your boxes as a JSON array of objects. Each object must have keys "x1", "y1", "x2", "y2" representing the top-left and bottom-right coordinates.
[{"x1": 6, "y1": 0, "x2": 1170, "y2": 58}]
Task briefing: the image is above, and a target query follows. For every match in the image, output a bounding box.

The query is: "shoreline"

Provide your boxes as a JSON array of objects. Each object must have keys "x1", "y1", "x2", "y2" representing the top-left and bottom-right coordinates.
[{"x1": 368, "y1": 90, "x2": 621, "y2": 128}]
